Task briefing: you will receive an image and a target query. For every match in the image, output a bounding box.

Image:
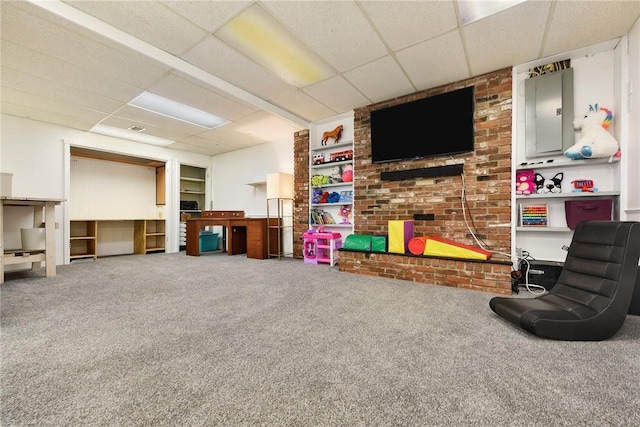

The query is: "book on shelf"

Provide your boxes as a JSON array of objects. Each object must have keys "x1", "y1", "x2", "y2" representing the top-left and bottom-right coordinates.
[
  {"x1": 310, "y1": 209, "x2": 336, "y2": 225},
  {"x1": 520, "y1": 204, "x2": 548, "y2": 227}
]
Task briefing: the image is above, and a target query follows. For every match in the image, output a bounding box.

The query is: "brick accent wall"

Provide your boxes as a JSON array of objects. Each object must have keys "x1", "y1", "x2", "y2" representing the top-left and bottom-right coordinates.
[
  {"x1": 293, "y1": 68, "x2": 514, "y2": 295},
  {"x1": 293, "y1": 129, "x2": 310, "y2": 259}
]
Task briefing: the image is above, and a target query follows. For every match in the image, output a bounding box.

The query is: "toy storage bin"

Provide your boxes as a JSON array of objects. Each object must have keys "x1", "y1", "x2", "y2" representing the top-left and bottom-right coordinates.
[{"x1": 199, "y1": 231, "x2": 219, "y2": 252}]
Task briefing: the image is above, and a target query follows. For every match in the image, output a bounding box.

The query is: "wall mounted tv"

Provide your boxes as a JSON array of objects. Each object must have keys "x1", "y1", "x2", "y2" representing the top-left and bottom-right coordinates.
[{"x1": 370, "y1": 86, "x2": 475, "y2": 164}]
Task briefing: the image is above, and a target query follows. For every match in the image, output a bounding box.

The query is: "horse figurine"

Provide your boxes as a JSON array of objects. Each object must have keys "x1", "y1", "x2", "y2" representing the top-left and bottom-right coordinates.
[
  {"x1": 321, "y1": 125, "x2": 343, "y2": 145},
  {"x1": 564, "y1": 105, "x2": 619, "y2": 160}
]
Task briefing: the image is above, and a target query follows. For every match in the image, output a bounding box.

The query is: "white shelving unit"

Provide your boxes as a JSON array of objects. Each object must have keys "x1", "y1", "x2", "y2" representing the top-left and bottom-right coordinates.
[
  {"x1": 179, "y1": 165, "x2": 206, "y2": 249},
  {"x1": 309, "y1": 141, "x2": 354, "y2": 236},
  {"x1": 514, "y1": 157, "x2": 620, "y2": 260}
]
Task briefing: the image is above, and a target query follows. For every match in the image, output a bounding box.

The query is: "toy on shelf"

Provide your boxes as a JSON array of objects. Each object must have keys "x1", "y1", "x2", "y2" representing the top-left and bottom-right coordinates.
[
  {"x1": 321, "y1": 124, "x2": 343, "y2": 145},
  {"x1": 339, "y1": 205, "x2": 351, "y2": 224},
  {"x1": 534, "y1": 172, "x2": 563, "y2": 194},
  {"x1": 515, "y1": 169, "x2": 536, "y2": 195},
  {"x1": 571, "y1": 179, "x2": 598, "y2": 192},
  {"x1": 341, "y1": 164, "x2": 353, "y2": 182},
  {"x1": 565, "y1": 104, "x2": 619, "y2": 160}
]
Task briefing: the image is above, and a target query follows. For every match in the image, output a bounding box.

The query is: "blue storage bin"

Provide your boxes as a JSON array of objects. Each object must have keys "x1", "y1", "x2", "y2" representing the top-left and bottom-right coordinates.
[{"x1": 199, "y1": 232, "x2": 219, "y2": 252}]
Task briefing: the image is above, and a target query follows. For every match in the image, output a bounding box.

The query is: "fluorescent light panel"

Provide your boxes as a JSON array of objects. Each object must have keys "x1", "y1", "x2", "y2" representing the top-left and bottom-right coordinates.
[
  {"x1": 90, "y1": 124, "x2": 175, "y2": 146},
  {"x1": 215, "y1": 4, "x2": 334, "y2": 87},
  {"x1": 458, "y1": 0, "x2": 527, "y2": 25},
  {"x1": 128, "y1": 91, "x2": 229, "y2": 129}
]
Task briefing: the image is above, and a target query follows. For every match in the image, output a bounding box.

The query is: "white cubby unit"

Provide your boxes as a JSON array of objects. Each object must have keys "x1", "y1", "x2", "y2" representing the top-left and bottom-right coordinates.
[
  {"x1": 514, "y1": 157, "x2": 620, "y2": 262},
  {"x1": 309, "y1": 113, "x2": 355, "y2": 243}
]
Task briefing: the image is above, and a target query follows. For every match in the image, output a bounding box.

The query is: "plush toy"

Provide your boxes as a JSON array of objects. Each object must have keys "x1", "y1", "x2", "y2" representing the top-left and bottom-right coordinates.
[
  {"x1": 515, "y1": 169, "x2": 536, "y2": 195},
  {"x1": 329, "y1": 166, "x2": 343, "y2": 184},
  {"x1": 565, "y1": 105, "x2": 619, "y2": 160},
  {"x1": 534, "y1": 172, "x2": 563, "y2": 194},
  {"x1": 342, "y1": 164, "x2": 353, "y2": 182},
  {"x1": 327, "y1": 192, "x2": 341, "y2": 203},
  {"x1": 312, "y1": 189, "x2": 323, "y2": 204},
  {"x1": 319, "y1": 191, "x2": 329, "y2": 203},
  {"x1": 311, "y1": 174, "x2": 329, "y2": 187}
]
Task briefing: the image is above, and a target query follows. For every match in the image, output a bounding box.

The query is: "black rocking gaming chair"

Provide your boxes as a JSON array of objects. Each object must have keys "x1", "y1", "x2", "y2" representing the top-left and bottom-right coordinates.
[{"x1": 490, "y1": 221, "x2": 640, "y2": 341}]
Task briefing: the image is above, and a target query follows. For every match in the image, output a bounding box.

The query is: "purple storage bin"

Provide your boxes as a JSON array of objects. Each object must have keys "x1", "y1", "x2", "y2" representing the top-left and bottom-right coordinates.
[{"x1": 564, "y1": 199, "x2": 613, "y2": 229}]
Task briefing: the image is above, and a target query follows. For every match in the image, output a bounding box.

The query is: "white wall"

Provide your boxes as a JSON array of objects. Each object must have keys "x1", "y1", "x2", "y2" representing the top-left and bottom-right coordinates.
[
  {"x1": 624, "y1": 19, "x2": 640, "y2": 220},
  {"x1": 210, "y1": 139, "x2": 294, "y2": 216}
]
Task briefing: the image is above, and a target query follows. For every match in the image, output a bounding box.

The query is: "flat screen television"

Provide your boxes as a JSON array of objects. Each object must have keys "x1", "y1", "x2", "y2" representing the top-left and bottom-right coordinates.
[{"x1": 370, "y1": 86, "x2": 475, "y2": 163}]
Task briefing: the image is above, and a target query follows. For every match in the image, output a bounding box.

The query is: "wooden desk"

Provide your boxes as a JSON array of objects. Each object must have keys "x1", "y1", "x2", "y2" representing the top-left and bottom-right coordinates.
[
  {"x1": 1, "y1": 196, "x2": 64, "y2": 284},
  {"x1": 186, "y1": 217, "x2": 270, "y2": 259}
]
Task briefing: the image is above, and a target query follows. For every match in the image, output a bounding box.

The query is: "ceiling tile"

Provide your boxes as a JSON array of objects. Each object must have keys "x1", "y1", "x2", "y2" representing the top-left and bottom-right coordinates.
[
  {"x1": 396, "y1": 31, "x2": 470, "y2": 91},
  {"x1": 146, "y1": 72, "x2": 259, "y2": 122},
  {"x1": 65, "y1": 0, "x2": 208, "y2": 55},
  {"x1": 262, "y1": 1, "x2": 388, "y2": 73},
  {"x1": 1, "y1": 66, "x2": 126, "y2": 114},
  {"x1": 182, "y1": 36, "x2": 300, "y2": 103},
  {"x1": 360, "y1": 1, "x2": 458, "y2": 51},
  {"x1": 303, "y1": 77, "x2": 371, "y2": 113},
  {"x1": 343, "y1": 55, "x2": 416, "y2": 103},
  {"x1": 1, "y1": 98, "x2": 105, "y2": 131},
  {"x1": 543, "y1": 1, "x2": 640, "y2": 58},
  {"x1": 463, "y1": 1, "x2": 551, "y2": 76},
  {"x1": 269, "y1": 90, "x2": 337, "y2": 123},
  {"x1": 162, "y1": 1, "x2": 251, "y2": 33}
]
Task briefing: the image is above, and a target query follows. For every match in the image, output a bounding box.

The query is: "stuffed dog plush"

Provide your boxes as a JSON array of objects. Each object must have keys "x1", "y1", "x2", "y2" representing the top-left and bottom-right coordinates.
[{"x1": 534, "y1": 172, "x2": 563, "y2": 194}]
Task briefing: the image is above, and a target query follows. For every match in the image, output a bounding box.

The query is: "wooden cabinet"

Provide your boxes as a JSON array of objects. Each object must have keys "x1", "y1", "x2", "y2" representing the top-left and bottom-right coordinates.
[
  {"x1": 70, "y1": 220, "x2": 97, "y2": 260},
  {"x1": 134, "y1": 220, "x2": 165, "y2": 254},
  {"x1": 156, "y1": 166, "x2": 166, "y2": 205}
]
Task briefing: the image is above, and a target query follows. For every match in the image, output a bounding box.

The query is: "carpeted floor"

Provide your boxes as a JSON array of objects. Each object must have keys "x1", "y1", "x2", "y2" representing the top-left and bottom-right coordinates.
[{"x1": 1, "y1": 252, "x2": 639, "y2": 426}]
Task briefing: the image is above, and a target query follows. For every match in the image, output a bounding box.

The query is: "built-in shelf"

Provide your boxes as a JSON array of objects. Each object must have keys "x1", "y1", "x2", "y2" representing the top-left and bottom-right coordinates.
[
  {"x1": 310, "y1": 140, "x2": 353, "y2": 153},
  {"x1": 516, "y1": 227, "x2": 572, "y2": 232},
  {"x1": 311, "y1": 159, "x2": 353, "y2": 170},
  {"x1": 312, "y1": 202, "x2": 353, "y2": 208},
  {"x1": 516, "y1": 190, "x2": 619, "y2": 200},
  {"x1": 180, "y1": 177, "x2": 205, "y2": 182},
  {"x1": 516, "y1": 157, "x2": 620, "y2": 171}
]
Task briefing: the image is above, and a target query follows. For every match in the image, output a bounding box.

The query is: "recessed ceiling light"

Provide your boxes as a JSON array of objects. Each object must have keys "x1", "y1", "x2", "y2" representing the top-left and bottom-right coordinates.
[
  {"x1": 458, "y1": 0, "x2": 527, "y2": 25},
  {"x1": 215, "y1": 4, "x2": 334, "y2": 87},
  {"x1": 89, "y1": 124, "x2": 174, "y2": 147},
  {"x1": 128, "y1": 91, "x2": 229, "y2": 129}
]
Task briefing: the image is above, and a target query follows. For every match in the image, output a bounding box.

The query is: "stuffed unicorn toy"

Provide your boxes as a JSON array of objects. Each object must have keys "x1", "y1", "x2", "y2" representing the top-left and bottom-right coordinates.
[{"x1": 564, "y1": 104, "x2": 619, "y2": 160}]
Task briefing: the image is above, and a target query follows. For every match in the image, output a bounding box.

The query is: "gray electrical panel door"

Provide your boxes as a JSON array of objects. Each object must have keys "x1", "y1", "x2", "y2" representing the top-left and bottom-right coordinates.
[{"x1": 524, "y1": 68, "x2": 574, "y2": 158}]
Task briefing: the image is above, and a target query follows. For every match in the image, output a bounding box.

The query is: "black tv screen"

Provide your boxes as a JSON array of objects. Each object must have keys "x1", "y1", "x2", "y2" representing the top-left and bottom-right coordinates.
[{"x1": 370, "y1": 86, "x2": 475, "y2": 163}]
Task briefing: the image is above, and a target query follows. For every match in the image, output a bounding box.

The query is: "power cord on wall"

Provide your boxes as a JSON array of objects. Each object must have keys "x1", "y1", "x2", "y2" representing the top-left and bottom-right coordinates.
[{"x1": 459, "y1": 172, "x2": 547, "y2": 295}]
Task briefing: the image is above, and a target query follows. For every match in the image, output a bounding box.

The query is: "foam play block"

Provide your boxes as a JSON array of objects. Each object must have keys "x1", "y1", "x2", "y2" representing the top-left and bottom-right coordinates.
[
  {"x1": 423, "y1": 236, "x2": 492, "y2": 260},
  {"x1": 388, "y1": 220, "x2": 414, "y2": 254},
  {"x1": 408, "y1": 236, "x2": 428, "y2": 255},
  {"x1": 343, "y1": 234, "x2": 372, "y2": 251},
  {"x1": 371, "y1": 235, "x2": 387, "y2": 252}
]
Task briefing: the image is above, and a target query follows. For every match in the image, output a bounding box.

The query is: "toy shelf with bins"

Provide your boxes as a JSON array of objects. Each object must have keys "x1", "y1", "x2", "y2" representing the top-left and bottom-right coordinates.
[
  {"x1": 515, "y1": 157, "x2": 619, "y2": 233},
  {"x1": 514, "y1": 157, "x2": 620, "y2": 262}
]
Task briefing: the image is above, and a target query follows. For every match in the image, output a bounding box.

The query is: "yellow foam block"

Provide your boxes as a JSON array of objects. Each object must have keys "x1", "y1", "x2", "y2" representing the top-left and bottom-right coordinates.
[
  {"x1": 423, "y1": 237, "x2": 492, "y2": 260},
  {"x1": 388, "y1": 220, "x2": 414, "y2": 254}
]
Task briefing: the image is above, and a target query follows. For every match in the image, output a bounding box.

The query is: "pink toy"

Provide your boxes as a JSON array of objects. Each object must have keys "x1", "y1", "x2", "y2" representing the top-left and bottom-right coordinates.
[
  {"x1": 342, "y1": 164, "x2": 353, "y2": 182},
  {"x1": 516, "y1": 169, "x2": 536, "y2": 195},
  {"x1": 303, "y1": 230, "x2": 343, "y2": 266}
]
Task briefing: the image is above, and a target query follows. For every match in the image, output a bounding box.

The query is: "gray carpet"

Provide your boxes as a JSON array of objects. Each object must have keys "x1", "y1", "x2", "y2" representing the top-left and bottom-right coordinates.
[{"x1": 1, "y1": 253, "x2": 639, "y2": 426}]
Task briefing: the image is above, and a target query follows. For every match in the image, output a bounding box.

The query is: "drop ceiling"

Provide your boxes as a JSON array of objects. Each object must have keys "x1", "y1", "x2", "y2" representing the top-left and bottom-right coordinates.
[{"x1": 2, "y1": 1, "x2": 639, "y2": 156}]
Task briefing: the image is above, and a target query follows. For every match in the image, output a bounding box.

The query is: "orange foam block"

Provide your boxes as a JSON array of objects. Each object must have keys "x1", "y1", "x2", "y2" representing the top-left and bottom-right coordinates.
[{"x1": 423, "y1": 237, "x2": 492, "y2": 260}]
